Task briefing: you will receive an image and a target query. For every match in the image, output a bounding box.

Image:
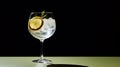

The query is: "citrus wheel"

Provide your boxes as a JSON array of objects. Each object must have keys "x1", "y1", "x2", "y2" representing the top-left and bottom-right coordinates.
[{"x1": 28, "y1": 16, "x2": 43, "y2": 30}]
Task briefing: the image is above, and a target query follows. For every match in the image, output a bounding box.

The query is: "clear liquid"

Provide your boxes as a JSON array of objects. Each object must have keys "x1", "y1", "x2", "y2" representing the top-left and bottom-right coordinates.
[{"x1": 28, "y1": 18, "x2": 56, "y2": 40}]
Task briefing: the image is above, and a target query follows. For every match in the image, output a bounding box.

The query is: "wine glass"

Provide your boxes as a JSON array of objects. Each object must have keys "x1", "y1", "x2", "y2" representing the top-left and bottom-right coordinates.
[{"x1": 28, "y1": 11, "x2": 56, "y2": 65}]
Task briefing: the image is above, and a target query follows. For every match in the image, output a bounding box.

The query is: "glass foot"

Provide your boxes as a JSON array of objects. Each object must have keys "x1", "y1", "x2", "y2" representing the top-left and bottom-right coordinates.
[{"x1": 32, "y1": 59, "x2": 52, "y2": 65}]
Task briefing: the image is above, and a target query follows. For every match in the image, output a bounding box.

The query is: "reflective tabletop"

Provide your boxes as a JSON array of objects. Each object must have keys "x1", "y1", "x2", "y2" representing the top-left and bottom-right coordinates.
[{"x1": 0, "y1": 57, "x2": 120, "y2": 67}]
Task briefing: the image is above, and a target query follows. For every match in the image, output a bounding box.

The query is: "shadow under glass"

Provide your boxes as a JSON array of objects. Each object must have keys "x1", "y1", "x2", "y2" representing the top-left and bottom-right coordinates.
[{"x1": 47, "y1": 64, "x2": 88, "y2": 67}]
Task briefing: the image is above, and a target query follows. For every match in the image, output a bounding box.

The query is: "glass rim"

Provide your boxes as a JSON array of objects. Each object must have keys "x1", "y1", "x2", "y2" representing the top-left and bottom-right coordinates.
[{"x1": 31, "y1": 12, "x2": 53, "y2": 13}]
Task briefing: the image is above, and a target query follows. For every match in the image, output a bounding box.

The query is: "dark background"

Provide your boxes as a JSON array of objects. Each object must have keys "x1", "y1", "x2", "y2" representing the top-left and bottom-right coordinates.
[{"x1": 0, "y1": 0, "x2": 119, "y2": 56}]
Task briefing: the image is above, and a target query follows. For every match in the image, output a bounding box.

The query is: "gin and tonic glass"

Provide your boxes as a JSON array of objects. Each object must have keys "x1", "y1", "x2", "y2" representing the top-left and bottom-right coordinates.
[{"x1": 28, "y1": 11, "x2": 56, "y2": 65}]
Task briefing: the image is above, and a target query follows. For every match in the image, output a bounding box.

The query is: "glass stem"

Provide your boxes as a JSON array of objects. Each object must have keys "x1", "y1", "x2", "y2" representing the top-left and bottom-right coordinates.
[{"x1": 40, "y1": 39, "x2": 44, "y2": 60}]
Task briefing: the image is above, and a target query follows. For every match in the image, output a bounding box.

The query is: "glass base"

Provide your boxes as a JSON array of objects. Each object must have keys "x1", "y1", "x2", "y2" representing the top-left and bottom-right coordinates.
[{"x1": 32, "y1": 59, "x2": 52, "y2": 65}]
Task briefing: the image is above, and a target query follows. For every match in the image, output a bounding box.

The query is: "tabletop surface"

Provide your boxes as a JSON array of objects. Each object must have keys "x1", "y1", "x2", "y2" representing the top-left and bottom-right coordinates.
[{"x1": 0, "y1": 57, "x2": 120, "y2": 67}]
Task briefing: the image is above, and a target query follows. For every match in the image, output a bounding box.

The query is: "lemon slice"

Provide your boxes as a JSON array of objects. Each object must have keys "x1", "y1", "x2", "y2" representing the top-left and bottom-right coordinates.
[{"x1": 29, "y1": 16, "x2": 43, "y2": 30}]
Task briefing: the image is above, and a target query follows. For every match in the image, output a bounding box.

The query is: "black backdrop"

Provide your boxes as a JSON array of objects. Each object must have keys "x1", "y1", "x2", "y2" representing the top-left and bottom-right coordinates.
[{"x1": 0, "y1": 0, "x2": 119, "y2": 56}]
